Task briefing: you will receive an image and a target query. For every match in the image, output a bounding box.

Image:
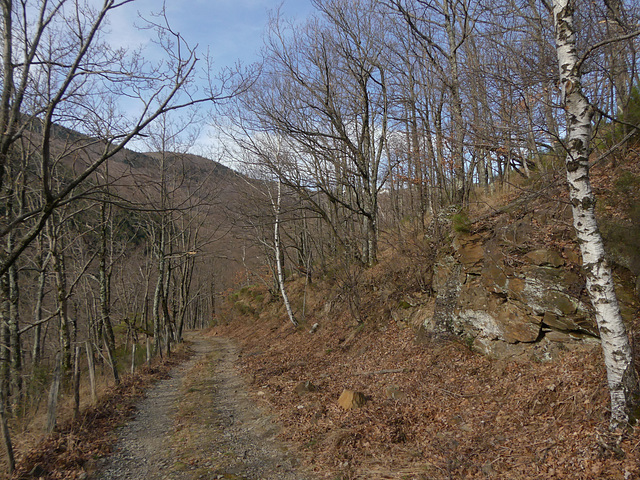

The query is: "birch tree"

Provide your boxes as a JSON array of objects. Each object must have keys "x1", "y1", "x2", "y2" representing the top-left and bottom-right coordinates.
[{"x1": 552, "y1": 0, "x2": 640, "y2": 428}]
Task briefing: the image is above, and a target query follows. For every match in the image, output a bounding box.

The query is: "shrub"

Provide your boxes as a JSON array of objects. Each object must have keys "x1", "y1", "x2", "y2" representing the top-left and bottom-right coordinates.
[{"x1": 451, "y1": 211, "x2": 471, "y2": 234}]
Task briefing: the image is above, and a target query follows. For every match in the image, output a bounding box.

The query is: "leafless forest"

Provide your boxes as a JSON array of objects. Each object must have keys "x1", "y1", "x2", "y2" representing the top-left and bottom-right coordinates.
[{"x1": 0, "y1": 0, "x2": 639, "y2": 474}]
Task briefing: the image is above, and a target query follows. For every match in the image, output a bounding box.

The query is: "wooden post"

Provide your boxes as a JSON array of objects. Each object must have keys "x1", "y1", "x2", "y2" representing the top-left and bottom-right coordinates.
[
  {"x1": 73, "y1": 346, "x2": 81, "y2": 420},
  {"x1": 85, "y1": 342, "x2": 97, "y2": 404},
  {"x1": 46, "y1": 353, "x2": 61, "y2": 433}
]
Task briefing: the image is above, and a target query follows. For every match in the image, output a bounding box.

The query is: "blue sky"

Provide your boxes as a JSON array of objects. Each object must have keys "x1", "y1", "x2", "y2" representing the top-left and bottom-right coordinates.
[
  {"x1": 107, "y1": 0, "x2": 314, "y2": 71},
  {"x1": 97, "y1": 0, "x2": 316, "y2": 155}
]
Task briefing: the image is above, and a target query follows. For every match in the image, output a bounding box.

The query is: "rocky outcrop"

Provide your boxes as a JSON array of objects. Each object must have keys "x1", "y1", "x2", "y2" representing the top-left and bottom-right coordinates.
[{"x1": 400, "y1": 216, "x2": 603, "y2": 360}]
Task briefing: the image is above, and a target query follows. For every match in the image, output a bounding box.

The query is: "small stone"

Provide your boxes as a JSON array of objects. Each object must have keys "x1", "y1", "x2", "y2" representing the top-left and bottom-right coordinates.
[
  {"x1": 545, "y1": 329, "x2": 580, "y2": 342},
  {"x1": 482, "y1": 461, "x2": 496, "y2": 477},
  {"x1": 294, "y1": 381, "x2": 317, "y2": 395},
  {"x1": 385, "y1": 385, "x2": 407, "y2": 401},
  {"x1": 525, "y1": 249, "x2": 565, "y2": 268},
  {"x1": 338, "y1": 389, "x2": 368, "y2": 410}
]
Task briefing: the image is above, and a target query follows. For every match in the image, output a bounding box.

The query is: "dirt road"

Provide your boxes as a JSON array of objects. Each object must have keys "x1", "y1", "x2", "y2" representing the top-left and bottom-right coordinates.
[{"x1": 94, "y1": 334, "x2": 310, "y2": 480}]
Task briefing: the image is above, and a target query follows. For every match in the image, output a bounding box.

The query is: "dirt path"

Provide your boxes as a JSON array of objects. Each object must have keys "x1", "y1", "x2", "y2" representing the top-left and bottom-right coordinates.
[{"x1": 94, "y1": 334, "x2": 311, "y2": 480}]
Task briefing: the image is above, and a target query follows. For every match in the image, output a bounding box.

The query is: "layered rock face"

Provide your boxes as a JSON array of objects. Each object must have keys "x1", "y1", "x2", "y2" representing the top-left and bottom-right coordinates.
[{"x1": 410, "y1": 216, "x2": 605, "y2": 360}]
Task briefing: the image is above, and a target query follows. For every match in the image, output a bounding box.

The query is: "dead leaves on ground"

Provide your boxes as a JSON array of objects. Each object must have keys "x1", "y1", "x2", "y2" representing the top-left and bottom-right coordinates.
[{"x1": 215, "y1": 319, "x2": 640, "y2": 480}]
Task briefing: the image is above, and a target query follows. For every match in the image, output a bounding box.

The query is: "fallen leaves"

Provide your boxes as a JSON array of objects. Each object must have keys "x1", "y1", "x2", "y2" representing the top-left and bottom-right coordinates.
[
  {"x1": 10, "y1": 348, "x2": 191, "y2": 480},
  {"x1": 215, "y1": 314, "x2": 640, "y2": 479}
]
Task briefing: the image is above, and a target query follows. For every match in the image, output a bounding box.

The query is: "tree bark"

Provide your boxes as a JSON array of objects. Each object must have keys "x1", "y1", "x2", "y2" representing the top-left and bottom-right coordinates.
[
  {"x1": 274, "y1": 180, "x2": 298, "y2": 327},
  {"x1": 85, "y1": 342, "x2": 97, "y2": 404},
  {"x1": 0, "y1": 394, "x2": 14, "y2": 474},
  {"x1": 46, "y1": 354, "x2": 61, "y2": 433},
  {"x1": 99, "y1": 202, "x2": 116, "y2": 358},
  {"x1": 7, "y1": 253, "x2": 20, "y2": 407},
  {"x1": 104, "y1": 336, "x2": 119, "y2": 386},
  {"x1": 73, "y1": 346, "x2": 80, "y2": 420},
  {"x1": 98, "y1": 201, "x2": 118, "y2": 383},
  {"x1": 131, "y1": 343, "x2": 136, "y2": 375},
  {"x1": 49, "y1": 222, "x2": 71, "y2": 372},
  {"x1": 442, "y1": 0, "x2": 467, "y2": 204},
  {"x1": 32, "y1": 240, "x2": 49, "y2": 369},
  {"x1": 553, "y1": 0, "x2": 640, "y2": 428}
]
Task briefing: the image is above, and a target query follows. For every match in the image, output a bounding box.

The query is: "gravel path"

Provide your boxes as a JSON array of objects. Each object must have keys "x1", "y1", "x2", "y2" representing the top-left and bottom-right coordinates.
[{"x1": 94, "y1": 334, "x2": 311, "y2": 480}]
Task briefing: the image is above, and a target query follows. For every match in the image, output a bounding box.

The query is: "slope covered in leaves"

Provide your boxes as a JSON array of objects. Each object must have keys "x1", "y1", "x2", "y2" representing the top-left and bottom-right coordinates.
[
  {"x1": 213, "y1": 154, "x2": 640, "y2": 479},
  {"x1": 214, "y1": 300, "x2": 639, "y2": 479}
]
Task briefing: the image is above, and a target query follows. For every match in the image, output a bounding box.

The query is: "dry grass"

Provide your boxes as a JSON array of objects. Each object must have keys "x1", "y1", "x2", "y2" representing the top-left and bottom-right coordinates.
[{"x1": 166, "y1": 353, "x2": 234, "y2": 479}]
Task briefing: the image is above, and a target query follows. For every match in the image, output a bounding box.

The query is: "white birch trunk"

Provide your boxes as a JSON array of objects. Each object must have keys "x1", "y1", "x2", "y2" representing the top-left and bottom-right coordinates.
[
  {"x1": 274, "y1": 179, "x2": 298, "y2": 327},
  {"x1": 553, "y1": 0, "x2": 640, "y2": 428},
  {"x1": 131, "y1": 343, "x2": 136, "y2": 375}
]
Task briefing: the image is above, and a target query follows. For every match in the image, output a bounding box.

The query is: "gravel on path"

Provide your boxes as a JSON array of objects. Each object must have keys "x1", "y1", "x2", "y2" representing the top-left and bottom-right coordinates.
[{"x1": 93, "y1": 333, "x2": 312, "y2": 480}]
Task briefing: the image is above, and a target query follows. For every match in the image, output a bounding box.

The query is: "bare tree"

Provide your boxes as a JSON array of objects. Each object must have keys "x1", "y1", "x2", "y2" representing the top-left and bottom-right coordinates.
[
  {"x1": 392, "y1": 0, "x2": 475, "y2": 204},
  {"x1": 0, "y1": 0, "x2": 233, "y2": 280},
  {"x1": 0, "y1": 1, "x2": 237, "y2": 470},
  {"x1": 224, "y1": 0, "x2": 390, "y2": 266},
  {"x1": 552, "y1": 0, "x2": 640, "y2": 427}
]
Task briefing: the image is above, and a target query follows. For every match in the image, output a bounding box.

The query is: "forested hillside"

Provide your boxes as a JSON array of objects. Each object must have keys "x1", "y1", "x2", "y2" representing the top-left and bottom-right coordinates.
[{"x1": 1, "y1": 0, "x2": 639, "y2": 477}]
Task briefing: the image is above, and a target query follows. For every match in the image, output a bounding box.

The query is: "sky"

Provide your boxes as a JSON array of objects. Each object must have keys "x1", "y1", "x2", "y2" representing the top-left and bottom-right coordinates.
[
  {"x1": 100, "y1": 0, "x2": 315, "y2": 156},
  {"x1": 107, "y1": 0, "x2": 314, "y2": 72}
]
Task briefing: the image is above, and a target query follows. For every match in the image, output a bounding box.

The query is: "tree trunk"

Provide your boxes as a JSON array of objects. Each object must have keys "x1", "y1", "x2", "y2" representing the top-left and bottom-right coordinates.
[
  {"x1": 0, "y1": 393, "x2": 14, "y2": 474},
  {"x1": 274, "y1": 180, "x2": 298, "y2": 327},
  {"x1": 7, "y1": 261, "x2": 20, "y2": 408},
  {"x1": 49, "y1": 223, "x2": 71, "y2": 372},
  {"x1": 99, "y1": 203, "x2": 116, "y2": 355},
  {"x1": 442, "y1": 0, "x2": 466, "y2": 204},
  {"x1": 553, "y1": 0, "x2": 640, "y2": 428},
  {"x1": 32, "y1": 245, "x2": 49, "y2": 369},
  {"x1": 104, "y1": 336, "x2": 120, "y2": 386},
  {"x1": 85, "y1": 342, "x2": 97, "y2": 404},
  {"x1": 73, "y1": 346, "x2": 80, "y2": 420},
  {"x1": 99, "y1": 202, "x2": 118, "y2": 383},
  {"x1": 0, "y1": 279, "x2": 9, "y2": 411},
  {"x1": 604, "y1": 0, "x2": 632, "y2": 118},
  {"x1": 131, "y1": 343, "x2": 136, "y2": 374},
  {"x1": 153, "y1": 267, "x2": 164, "y2": 357},
  {"x1": 46, "y1": 354, "x2": 61, "y2": 433}
]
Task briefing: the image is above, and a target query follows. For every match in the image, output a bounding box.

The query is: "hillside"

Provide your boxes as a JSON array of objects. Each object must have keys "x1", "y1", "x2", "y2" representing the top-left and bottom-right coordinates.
[
  {"x1": 0, "y1": 118, "x2": 266, "y2": 478},
  {"x1": 5, "y1": 142, "x2": 639, "y2": 480},
  {"x1": 211, "y1": 152, "x2": 640, "y2": 479}
]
